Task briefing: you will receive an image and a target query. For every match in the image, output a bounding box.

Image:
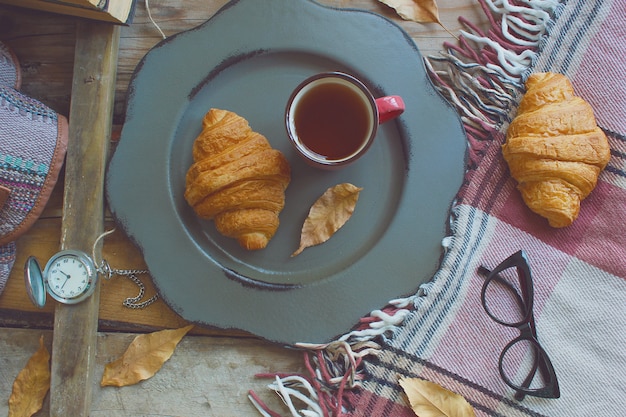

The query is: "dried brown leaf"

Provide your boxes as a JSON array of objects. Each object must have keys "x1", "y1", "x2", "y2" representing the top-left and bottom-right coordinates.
[
  {"x1": 292, "y1": 183, "x2": 363, "y2": 257},
  {"x1": 400, "y1": 377, "x2": 476, "y2": 417},
  {"x1": 379, "y1": 0, "x2": 455, "y2": 36},
  {"x1": 8, "y1": 335, "x2": 51, "y2": 417},
  {"x1": 101, "y1": 324, "x2": 194, "y2": 387},
  {"x1": 380, "y1": 0, "x2": 439, "y2": 23}
]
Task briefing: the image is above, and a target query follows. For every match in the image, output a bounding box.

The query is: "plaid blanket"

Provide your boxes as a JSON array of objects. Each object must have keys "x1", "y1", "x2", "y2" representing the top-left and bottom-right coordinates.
[{"x1": 252, "y1": 0, "x2": 626, "y2": 416}]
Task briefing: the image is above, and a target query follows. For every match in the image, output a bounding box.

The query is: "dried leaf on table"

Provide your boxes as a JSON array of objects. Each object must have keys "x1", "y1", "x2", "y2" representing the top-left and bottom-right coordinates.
[
  {"x1": 399, "y1": 376, "x2": 476, "y2": 417},
  {"x1": 8, "y1": 335, "x2": 51, "y2": 417},
  {"x1": 101, "y1": 324, "x2": 194, "y2": 387},
  {"x1": 379, "y1": 0, "x2": 454, "y2": 35},
  {"x1": 292, "y1": 183, "x2": 363, "y2": 257},
  {"x1": 379, "y1": 0, "x2": 439, "y2": 23}
]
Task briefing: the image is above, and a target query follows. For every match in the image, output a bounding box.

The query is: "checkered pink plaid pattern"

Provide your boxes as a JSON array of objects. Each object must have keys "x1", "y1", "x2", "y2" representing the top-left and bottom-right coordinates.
[
  {"x1": 252, "y1": 1, "x2": 626, "y2": 416},
  {"x1": 335, "y1": 1, "x2": 626, "y2": 416}
]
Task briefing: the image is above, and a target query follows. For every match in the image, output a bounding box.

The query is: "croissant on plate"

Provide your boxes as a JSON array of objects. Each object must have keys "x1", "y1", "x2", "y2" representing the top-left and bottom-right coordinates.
[
  {"x1": 185, "y1": 108, "x2": 291, "y2": 250},
  {"x1": 502, "y1": 72, "x2": 611, "y2": 228}
]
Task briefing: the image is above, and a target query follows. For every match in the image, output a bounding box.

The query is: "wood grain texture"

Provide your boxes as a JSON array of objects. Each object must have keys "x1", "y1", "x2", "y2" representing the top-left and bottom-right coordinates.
[
  {"x1": 0, "y1": 328, "x2": 304, "y2": 417},
  {"x1": 49, "y1": 21, "x2": 120, "y2": 417}
]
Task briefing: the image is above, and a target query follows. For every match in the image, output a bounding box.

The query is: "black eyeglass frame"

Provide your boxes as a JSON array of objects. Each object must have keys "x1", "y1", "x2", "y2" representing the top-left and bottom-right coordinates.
[{"x1": 478, "y1": 250, "x2": 560, "y2": 400}]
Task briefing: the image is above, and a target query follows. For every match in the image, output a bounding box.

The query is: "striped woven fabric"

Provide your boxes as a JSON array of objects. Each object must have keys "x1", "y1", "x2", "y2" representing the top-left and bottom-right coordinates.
[
  {"x1": 0, "y1": 241, "x2": 15, "y2": 295},
  {"x1": 0, "y1": 42, "x2": 21, "y2": 90},
  {"x1": 0, "y1": 87, "x2": 63, "y2": 240},
  {"x1": 0, "y1": 82, "x2": 68, "y2": 294},
  {"x1": 252, "y1": 0, "x2": 625, "y2": 416}
]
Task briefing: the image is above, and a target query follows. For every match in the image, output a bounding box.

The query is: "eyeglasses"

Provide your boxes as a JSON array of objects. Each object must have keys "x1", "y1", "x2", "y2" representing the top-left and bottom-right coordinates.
[{"x1": 478, "y1": 250, "x2": 560, "y2": 400}]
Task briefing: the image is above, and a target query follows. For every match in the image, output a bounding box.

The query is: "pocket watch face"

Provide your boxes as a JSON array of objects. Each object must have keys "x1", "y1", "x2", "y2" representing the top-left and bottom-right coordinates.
[
  {"x1": 48, "y1": 256, "x2": 89, "y2": 297},
  {"x1": 44, "y1": 250, "x2": 97, "y2": 303}
]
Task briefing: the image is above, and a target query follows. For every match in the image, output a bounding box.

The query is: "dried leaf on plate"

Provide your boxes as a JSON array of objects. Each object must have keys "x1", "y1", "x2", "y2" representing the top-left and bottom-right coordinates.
[
  {"x1": 292, "y1": 183, "x2": 363, "y2": 257},
  {"x1": 101, "y1": 324, "x2": 194, "y2": 387},
  {"x1": 399, "y1": 377, "x2": 476, "y2": 417},
  {"x1": 8, "y1": 335, "x2": 51, "y2": 417}
]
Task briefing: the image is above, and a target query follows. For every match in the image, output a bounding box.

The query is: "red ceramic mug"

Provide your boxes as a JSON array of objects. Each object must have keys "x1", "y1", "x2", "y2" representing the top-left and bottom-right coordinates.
[{"x1": 285, "y1": 72, "x2": 405, "y2": 169}]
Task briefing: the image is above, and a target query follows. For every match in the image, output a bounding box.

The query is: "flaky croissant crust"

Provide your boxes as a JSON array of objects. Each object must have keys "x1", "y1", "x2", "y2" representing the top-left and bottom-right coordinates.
[
  {"x1": 185, "y1": 109, "x2": 291, "y2": 249},
  {"x1": 502, "y1": 72, "x2": 610, "y2": 228}
]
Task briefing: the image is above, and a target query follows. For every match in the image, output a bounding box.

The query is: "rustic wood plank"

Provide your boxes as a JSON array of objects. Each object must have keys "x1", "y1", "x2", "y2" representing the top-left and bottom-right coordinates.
[
  {"x1": 49, "y1": 21, "x2": 120, "y2": 417},
  {"x1": 0, "y1": 6, "x2": 76, "y2": 116},
  {"x1": 1, "y1": 0, "x2": 489, "y2": 125},
  {"x1": 0, "y1": 328, "x2": 304, "y2": 417},
  {"x1": 0, "y1": 218, "x2": 248, "y2": 337}
]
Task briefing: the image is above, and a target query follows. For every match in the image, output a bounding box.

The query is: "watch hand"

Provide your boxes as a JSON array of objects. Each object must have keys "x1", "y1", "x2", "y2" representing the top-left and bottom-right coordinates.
[{"x1": 59, "y1": 270, "x2": 71, "y2": 289}]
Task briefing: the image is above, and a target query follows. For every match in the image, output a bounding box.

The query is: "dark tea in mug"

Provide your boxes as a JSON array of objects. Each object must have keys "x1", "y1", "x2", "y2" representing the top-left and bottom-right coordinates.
[
  {"x1": 287, "y1": 72, "x2": 403, "y2": 169},
  {"x1": 293, "y1": 82, "x2": 372, "y2": 160},
  {"x1": 286, "y1": 72, "x2": 378, "y2": 168}
]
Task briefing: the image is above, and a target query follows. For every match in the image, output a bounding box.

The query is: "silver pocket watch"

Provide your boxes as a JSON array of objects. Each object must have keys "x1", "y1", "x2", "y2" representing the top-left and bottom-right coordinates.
[
  {"x1": 25, "y1": 244, "x2": 157, "y2": 308},
  {"x1": 25, "y1": 250, "x2": 97, "y2": 307}
]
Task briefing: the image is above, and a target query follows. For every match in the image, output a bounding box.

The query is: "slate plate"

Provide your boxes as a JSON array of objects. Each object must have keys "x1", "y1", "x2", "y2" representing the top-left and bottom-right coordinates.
[{"x1": 106, "y1": 0, "x2": 466, "y2": 344}]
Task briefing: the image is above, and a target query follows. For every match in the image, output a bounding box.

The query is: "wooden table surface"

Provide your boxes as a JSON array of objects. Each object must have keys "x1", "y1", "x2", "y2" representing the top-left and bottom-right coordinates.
[{"x1": 0, "y1": 1, "x2": 487, "y2": 415}]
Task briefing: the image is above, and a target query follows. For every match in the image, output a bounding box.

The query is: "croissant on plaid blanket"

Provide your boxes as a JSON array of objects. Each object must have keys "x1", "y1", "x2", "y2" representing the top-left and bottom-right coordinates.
[{"x1": 251, "y1": 0, "x2": 626, "y2": 416}]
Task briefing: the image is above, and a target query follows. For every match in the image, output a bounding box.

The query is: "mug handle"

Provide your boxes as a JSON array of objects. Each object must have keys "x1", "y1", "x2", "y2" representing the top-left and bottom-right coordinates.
[{"x1": 376, "y1": 95, "x2": 405, "y2": 124}]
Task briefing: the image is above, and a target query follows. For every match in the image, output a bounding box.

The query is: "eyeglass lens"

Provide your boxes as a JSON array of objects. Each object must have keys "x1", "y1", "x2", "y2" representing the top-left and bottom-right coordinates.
[
  {"x1": 501, "y1": 337, "x2": 552, "y2": 393},
  {"x1": 482, "y1": 264, "x2": 529, "y2": 325}
]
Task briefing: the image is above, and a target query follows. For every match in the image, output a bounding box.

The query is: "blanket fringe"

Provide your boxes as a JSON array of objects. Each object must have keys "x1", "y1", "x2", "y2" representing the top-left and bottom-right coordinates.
[{"x1": 249, "y1": 1, "x2": 563, "y2": 415}]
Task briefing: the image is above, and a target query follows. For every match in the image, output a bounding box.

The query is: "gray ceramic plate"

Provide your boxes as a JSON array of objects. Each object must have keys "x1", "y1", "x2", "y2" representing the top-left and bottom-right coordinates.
[{"x1": 106, "y1": 0, "x2": 466, "y2": 344}]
